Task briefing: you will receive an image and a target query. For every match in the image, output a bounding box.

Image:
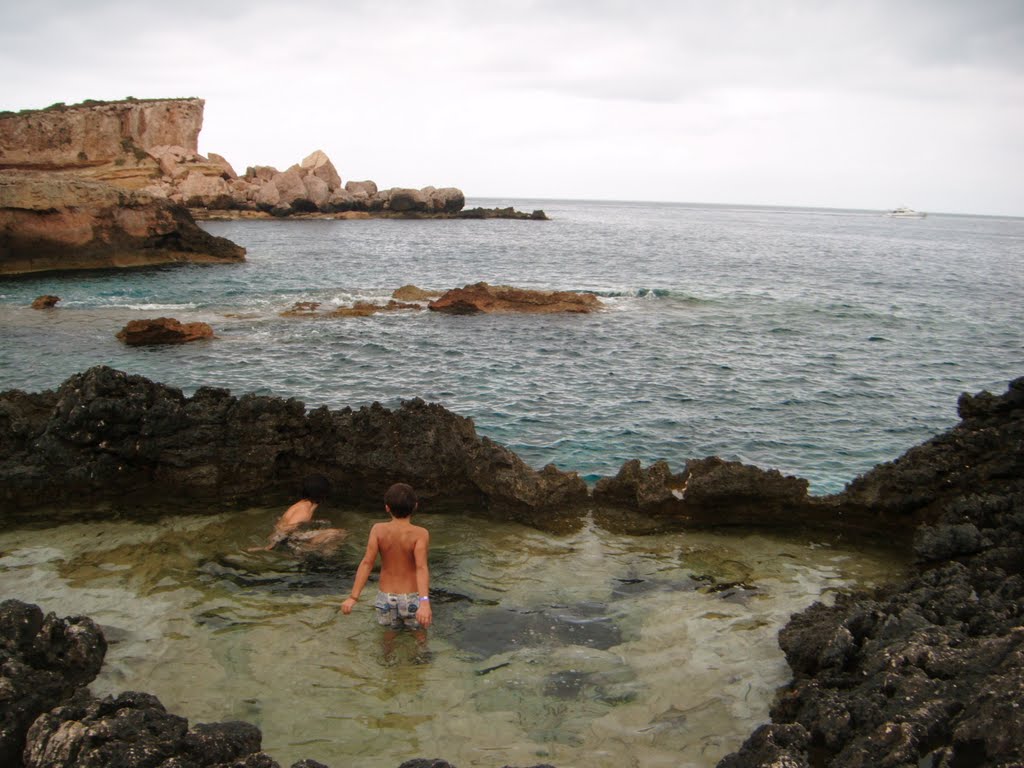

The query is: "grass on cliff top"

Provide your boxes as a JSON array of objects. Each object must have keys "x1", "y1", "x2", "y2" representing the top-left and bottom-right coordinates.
[{"x1": 0, "y1": 96, "x2": 202, "y2": 119}]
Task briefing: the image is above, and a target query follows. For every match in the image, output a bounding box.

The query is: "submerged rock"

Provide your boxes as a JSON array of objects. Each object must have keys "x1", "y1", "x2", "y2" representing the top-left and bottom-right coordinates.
[
  {"x1": 30, "y1": 295, "x2": 60, "y2": 309},
  {"x1": 452, "y1": 604, "x2": 623, "y2": 659}
]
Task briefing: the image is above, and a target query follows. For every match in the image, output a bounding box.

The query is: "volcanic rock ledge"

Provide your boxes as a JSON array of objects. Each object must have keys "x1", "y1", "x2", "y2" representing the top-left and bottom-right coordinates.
[
  {"x1": 0, "y1": 365, "x2": 589, "y2": 531},
  {"x1": 1, "y1": 378, "x2": 1023, "y2": 767},
  {"x1": 716, "y1": 376, "x2": 1024, "y2": 768}
]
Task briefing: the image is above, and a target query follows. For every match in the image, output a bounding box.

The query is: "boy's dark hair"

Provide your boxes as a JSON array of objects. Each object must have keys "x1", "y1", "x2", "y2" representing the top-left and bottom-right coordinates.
[
  {"x1": 301, "y1": 474, "x2": 331, "y2": 504},
  {"x1": 384, "y1": 483, "x2": 418, "y2": 518}
]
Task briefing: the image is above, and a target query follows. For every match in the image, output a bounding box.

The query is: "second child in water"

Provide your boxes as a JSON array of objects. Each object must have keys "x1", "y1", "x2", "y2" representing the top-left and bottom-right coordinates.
[{"x1": 340, "y1": 483, "x2": 432, "y2": 630}]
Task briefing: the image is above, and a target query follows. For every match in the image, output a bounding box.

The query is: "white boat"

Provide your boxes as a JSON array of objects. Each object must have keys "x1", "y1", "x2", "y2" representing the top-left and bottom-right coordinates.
[{"x1": 885, "y1": 206, "x2": 927, "y2": 218}]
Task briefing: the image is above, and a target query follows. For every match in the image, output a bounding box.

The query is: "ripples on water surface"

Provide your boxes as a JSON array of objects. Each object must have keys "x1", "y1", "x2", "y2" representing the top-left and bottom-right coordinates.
[
  {"x1": 0, "y1": 508, "x2": 907, "y2": 767},
  {"x1": 2, "y1": 200, "x2": 1021, "y2": 493}
]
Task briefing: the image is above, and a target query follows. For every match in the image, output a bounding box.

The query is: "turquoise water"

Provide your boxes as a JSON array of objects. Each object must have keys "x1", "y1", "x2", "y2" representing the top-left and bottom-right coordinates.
[{"x1": 1, "y1": 199, "x2": 1022, "y2": 493}]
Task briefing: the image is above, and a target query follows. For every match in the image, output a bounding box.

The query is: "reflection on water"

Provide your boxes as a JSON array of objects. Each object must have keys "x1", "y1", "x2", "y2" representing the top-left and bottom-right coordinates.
[{"x1": 0, "y1": 507, "x2": 907, "y2": 767}]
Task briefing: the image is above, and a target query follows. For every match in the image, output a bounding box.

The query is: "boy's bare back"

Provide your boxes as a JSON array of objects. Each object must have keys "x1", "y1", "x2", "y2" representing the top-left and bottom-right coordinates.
[
  {"x1": 340, "y1": 482, "x2": 432, "y2": 629},
  {"x1": 373, "y1": 519, "x2": 430, "y2": 593}
]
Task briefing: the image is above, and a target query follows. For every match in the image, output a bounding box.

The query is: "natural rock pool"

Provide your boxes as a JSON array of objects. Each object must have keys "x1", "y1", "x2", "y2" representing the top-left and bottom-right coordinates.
[{"x1": 0, "y1": 508, "x2": 907, "y2": 767}]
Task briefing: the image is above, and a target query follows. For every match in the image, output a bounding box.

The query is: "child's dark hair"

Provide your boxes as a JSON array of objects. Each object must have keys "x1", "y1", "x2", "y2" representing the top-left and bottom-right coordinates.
[
  {"x1": 301, "y1": 474, "x2": 331, "y2": 504},
  {"x1": 384, "y1": 483, "x2": 418, "y2": 518}
]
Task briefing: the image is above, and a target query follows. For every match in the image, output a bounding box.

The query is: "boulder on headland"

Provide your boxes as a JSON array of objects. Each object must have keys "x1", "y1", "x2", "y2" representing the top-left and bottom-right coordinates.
[
  {"x1": 115, "y1": 317, "x2": 215, "y2": 345},
  {"x1": 428, "y1": 282, "x2": 601, "y2": 314},
  {"x1": 30, "y1": 294, "x2": 60, "y2": 309},
  {"x1": 0, "y1": 171, "x2": 245, "y2": 276}
]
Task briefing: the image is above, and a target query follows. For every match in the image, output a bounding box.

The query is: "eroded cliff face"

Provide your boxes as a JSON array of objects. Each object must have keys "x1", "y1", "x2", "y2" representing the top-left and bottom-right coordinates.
[
  {"x1": 0, "y1": 97, "x2": 476, "y2": 225},
  {"x1": 0, "y1": 171, "x2": 245, "y2": 275},
  {"x1": 0, "y1": 98, "x2": 204, "y2": 188}
]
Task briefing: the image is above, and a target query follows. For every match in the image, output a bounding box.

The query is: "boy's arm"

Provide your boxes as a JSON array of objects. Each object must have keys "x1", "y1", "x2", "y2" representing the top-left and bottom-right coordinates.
[
  {"x1": 413, "y1": 530, "x2": 432, "y2": 628},
  {"x1": 340, "y1": 526, "x2": 380, "y2": 615}
]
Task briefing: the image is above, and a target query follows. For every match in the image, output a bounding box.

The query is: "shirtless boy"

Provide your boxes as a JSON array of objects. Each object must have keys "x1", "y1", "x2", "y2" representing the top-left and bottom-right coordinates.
[{"x1": 340, "y1": 483, "x2": 432, "y2": 630}]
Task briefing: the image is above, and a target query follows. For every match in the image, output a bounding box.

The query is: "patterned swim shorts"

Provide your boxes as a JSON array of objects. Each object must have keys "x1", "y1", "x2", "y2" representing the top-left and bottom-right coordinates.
[{"x1": 374, "y1": 591, "x2": 421, "y2": 629}]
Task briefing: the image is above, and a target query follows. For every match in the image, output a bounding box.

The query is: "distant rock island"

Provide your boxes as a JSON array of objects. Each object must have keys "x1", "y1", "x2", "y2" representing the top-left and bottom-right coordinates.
[{"x1": 0, "y1": 97, "x2": 544, "y2": 275}]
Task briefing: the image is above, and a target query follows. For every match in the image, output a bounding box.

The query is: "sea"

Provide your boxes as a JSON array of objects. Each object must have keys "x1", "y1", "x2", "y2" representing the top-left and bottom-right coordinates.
[
  {"x1": 1, "y1": 199, "x2": 1022, "y2": 767},
  {"x1": 3, "y1": 198, "x2": 1022, "y2": 493}
]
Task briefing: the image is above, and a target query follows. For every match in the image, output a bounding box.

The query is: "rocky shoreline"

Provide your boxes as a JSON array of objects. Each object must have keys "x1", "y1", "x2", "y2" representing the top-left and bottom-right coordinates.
[{"x1": 1, "y1": 372, "x2": 1022, "y2": 766}]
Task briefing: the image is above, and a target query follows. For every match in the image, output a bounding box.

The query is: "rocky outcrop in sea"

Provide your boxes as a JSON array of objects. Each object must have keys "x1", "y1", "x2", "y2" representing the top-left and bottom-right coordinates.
[
  {"x1": 0, "y1": 171, "x2": 245, "y2": 276},
  {"x1": 0, "y1": 98, "x2": 540, "y2": 231}
]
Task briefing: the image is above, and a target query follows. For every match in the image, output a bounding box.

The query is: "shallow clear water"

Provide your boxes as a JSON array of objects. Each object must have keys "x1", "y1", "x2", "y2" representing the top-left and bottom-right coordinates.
[
  {"x1": 0, "y1": 507, "x2": 906, "y2": 767},
  {"x1": 1, "y1": 200, "x2": 1022, "y2": 494}
]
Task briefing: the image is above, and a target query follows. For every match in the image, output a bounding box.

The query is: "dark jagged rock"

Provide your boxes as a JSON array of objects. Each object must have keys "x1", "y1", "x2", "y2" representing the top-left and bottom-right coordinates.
[
  {"x1": 456, "y1": 206, "x2": 548, "y2": 220},
  {"x1": 0, "y1": 365, "x2": 589, "y2": 531},
  {"x1": 3, "y1": 377, "x2": 1024, "y2": 767},
  {"x1": 716, "y1": 377, "x2": 1024, "y2": 768},
  {"x1": 715, "y1": 723, "x2": 811, "y2": 768},
  {"x1": 594, "y1": 377, "x2": 1024, "y2": 544},
  {"x1": 23, "y1": 689, "x2": 272, "y2": 768},
  {"x1": 0, "y1": 600, "x2": 106, "y2": 768},
  {"x1": 835, "y1": 377, "x2": 1024, "y2": 523},
  {"x1": 592, "y1": 457, "x2": 816, "y2": 534}
]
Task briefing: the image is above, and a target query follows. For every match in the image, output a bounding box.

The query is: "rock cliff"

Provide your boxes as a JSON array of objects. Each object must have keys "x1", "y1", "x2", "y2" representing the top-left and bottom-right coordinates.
[
  {"x1": 0, "y1": 171, "x2": 245, "y2": 275},
  {"x1": 0, "y1": 98, "x2": 473, "y2": 219},
  {"x1": 0, "y1": 97, "x2": 204, "y2": 187}
]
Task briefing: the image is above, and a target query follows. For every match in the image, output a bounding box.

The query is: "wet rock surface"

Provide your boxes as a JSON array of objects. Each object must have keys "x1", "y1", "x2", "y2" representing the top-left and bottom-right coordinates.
[
  {"x1": 427, "y1": 282, "x2": 601, "y2": 314},
  {"x1": 23, "y1": 691, "x2": 269, "y2": 768}
]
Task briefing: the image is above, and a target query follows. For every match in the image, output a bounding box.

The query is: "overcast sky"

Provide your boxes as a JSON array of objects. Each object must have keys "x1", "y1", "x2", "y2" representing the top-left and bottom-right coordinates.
[{"x1": 3, "y1": 1, "x2": 1022, "y2": 216}]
